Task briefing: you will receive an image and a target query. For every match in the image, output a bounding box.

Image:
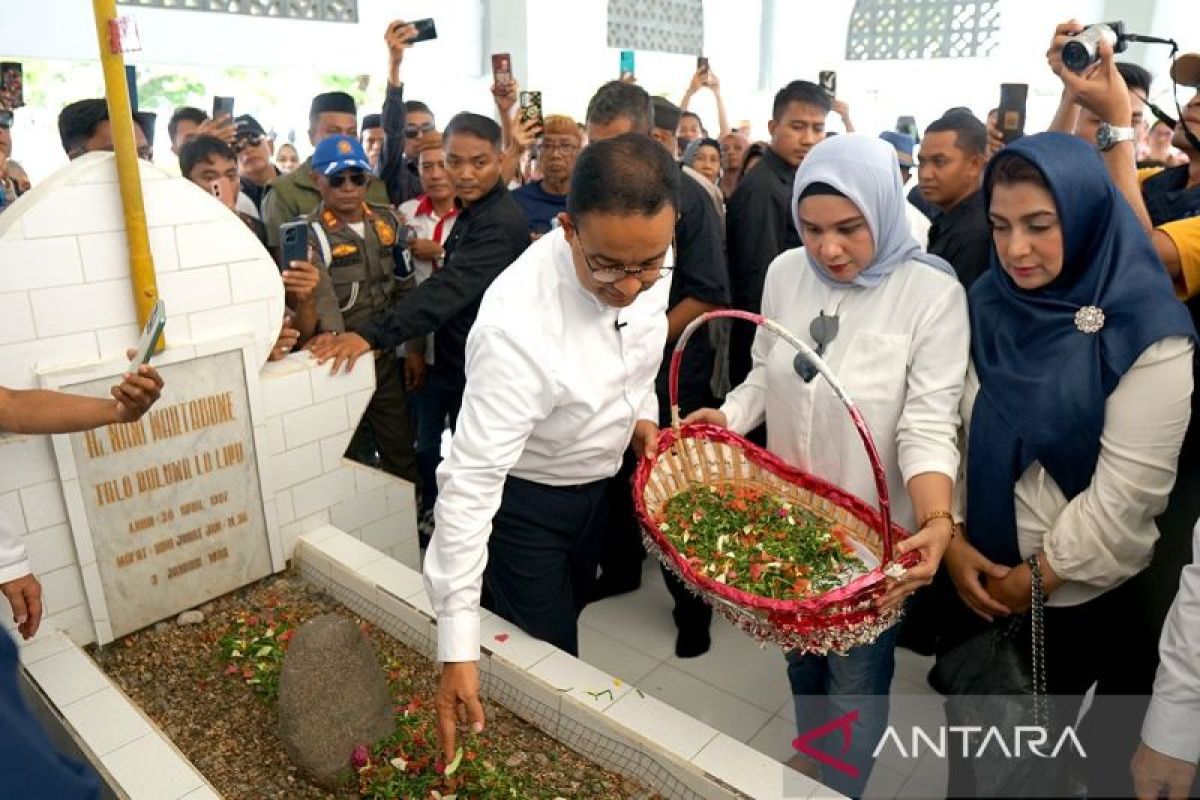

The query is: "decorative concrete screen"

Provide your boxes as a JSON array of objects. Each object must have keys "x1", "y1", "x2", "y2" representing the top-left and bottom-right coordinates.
[
  {"x1": 846, "y1": 0, "x2": 1000, "y2": 60},
  {"x1": 606, "y1": 0, "x2": 704, "y2": 56},
  {"x1": 118, "y1": 0, "x2": 359, "y2": 23}
]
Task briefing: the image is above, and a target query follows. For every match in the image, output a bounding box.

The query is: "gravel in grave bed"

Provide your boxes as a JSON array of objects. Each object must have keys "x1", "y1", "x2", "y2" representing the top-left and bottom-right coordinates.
[{"x1": 87, "y1": 573, "x2": 660, "y2": 800}]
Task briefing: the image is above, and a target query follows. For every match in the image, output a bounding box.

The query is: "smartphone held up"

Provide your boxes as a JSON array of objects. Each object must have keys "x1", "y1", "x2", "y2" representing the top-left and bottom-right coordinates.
[
  {"x1": 519, "y1": 91, "x2": 544, "y2": 132},
  {"x1": 998, "y1": 83, "x2": 1028, "y2": 144}
]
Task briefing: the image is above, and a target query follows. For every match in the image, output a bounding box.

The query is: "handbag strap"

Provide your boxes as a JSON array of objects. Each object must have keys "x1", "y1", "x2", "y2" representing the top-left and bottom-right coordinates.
[{"x1": 1028, "y1": 553, "x2": 1048, "y2": 728}]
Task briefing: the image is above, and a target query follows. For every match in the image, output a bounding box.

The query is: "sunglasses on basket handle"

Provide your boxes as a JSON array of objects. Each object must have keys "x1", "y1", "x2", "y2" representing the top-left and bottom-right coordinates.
[{"x1": 794, "y1": 311, "x2": 839, "y2": 383}]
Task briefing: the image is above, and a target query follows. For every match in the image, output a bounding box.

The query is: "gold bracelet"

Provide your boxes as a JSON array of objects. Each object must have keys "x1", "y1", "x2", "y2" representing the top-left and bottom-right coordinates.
[{"x1": 919, "y1": 510, "x2": 955, "y2": 530}]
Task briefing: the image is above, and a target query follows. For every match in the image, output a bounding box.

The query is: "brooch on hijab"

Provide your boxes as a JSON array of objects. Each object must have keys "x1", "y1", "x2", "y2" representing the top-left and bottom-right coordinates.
[{"x1": 1074, "y1": 306, "x2": 1106, "y2": 334}]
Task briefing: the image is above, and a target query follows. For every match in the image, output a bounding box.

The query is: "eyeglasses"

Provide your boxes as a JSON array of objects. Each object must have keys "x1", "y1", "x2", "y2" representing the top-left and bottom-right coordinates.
[
  {"x1": 794, "y1": 311, "x2": 839, "y2": 383},
  {"x1": 576, "y1": 229, "x2": 674, "y2": 285},
  {"x1": 404, "y1": 122, "x2": 437, "y2": 139},
  {"x1": 328, "y1": 170, "x2": 369, "y2": 188},
  {"x1": 234, "y1": 134, "x2": 263, "y2": 152},
  {"x1": 540, "y1": 142, "x2": 579, "y2": 155}
]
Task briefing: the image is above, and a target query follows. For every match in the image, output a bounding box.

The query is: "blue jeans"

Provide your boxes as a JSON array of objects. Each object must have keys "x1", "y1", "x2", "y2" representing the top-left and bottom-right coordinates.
[{"x1": 786, "y1": 620, "x2": 901, "y2": 799}]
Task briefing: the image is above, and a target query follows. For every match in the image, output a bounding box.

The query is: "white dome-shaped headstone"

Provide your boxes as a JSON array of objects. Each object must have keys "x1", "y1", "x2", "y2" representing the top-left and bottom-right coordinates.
[{"x1": 0, "y1": 151, "x2": 285, "y2": 389}]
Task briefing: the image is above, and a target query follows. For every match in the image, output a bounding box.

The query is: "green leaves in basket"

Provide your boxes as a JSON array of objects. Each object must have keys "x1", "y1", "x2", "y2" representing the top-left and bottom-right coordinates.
[{"x1": 655, "y1": 483, "x2": 866, "y2": 599}]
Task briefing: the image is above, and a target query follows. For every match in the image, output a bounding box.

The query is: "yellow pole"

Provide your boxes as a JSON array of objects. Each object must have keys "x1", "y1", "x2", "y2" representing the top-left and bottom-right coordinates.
[{"x1": 91, "y1": 0, "x2": 162, "y2": 344}]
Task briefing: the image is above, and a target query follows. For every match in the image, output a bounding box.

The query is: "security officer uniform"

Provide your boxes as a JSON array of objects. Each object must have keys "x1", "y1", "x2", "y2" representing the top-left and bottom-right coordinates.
[{"x1": 305, "y1": 137, "x2": 420, "y2": 483}]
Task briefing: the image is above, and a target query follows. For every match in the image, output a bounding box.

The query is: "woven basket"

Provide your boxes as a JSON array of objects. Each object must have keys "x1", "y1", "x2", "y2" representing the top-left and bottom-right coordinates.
[{"x1": 634, "y1": 310, "x2": 919, "y2": 654}]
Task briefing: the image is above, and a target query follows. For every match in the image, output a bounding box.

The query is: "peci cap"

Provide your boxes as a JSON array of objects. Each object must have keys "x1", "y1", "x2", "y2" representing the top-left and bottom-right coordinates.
[
  {"x1": 879, "y1": 130, "x2": 915, "y2": 167},
  {"x1": 361, "y1": 113, "x2": 382, "y2": 131},
  {"x1": 309, "y1": 91, "x2": 357, "y2": 119},
  {"x1": 311, "y1": 134, "x2": 372, "y2": 176},
  {"x1": 234, "y1": 114, "x2": 266, "y2": 139},
  {"x1": 1172, "y1": 53, "x2": 1200, "y2": 88}
]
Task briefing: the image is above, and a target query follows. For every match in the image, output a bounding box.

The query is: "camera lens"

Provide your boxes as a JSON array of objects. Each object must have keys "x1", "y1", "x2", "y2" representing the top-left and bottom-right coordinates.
[{"x1": 1062, "y1": 40, "x2": 1094, "y2": 73}]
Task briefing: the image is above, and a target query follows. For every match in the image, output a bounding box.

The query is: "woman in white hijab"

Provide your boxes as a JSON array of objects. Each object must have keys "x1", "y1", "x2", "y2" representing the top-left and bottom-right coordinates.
[{"x1": 686, "y1": 133, "x2": 968, "y2": 796}]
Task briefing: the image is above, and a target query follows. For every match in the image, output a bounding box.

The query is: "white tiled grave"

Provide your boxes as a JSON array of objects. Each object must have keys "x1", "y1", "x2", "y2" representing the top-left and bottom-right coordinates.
[
  {"x1": 577, "y1": 557, "x2": 946, "y2": 800},
  {"x1": 295, "y1": 527, "x2": 840, "y2": 800},
  {"x1": 17, "y1": 627, "x2": 217, "y2": 800}
]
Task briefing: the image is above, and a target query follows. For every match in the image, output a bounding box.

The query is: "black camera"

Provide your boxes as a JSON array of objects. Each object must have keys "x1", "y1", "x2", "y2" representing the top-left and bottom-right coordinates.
[{"x1": 1062, "y1": 21, "x2": 1127, "y2": 73}]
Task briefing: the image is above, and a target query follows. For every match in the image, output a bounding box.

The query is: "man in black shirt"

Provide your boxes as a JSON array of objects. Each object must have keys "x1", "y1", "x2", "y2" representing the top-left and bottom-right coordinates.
[
  {"x1": 918, "y1": 110, "x2": 990, "y2": 289},
  {"x1": 309, "y1": 112, "x2": 529, "y2": 434},
  {"x1": 584, "y1": 81, "x2": 730, "y2": 657},
  {"x1": 727, "y1": 80, "x2": 830, "y2": 385}
]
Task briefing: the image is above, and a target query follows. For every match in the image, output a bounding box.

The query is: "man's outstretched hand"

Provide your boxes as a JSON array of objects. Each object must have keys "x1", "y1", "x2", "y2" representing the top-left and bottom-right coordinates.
[
  {"x1": 435, "y1": 661, "x2": 485, "y2": 765},
  {"x1": 307, "y1": 332, "x2": 373, "y2": 374}
]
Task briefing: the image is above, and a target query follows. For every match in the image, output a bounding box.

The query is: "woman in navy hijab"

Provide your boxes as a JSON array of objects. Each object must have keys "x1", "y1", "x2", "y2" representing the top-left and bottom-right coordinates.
[{"x1": 944, "y1": 132, "x2": 1196, "y2": 795}]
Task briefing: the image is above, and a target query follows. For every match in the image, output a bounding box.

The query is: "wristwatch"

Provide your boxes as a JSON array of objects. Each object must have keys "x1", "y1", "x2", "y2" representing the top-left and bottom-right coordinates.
[{"x1": 1096, "y1": 122, "x2": 1136, "y2": 152}]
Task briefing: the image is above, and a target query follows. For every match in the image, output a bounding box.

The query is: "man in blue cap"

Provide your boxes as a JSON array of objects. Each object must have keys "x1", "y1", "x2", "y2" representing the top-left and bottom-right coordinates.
[{"x1": 305, "y1": 134, "x2": 421, "y2": 483}]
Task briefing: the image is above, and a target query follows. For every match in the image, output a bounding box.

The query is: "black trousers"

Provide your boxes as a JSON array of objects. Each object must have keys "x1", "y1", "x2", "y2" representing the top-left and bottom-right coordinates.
[
  {"x1": 480, "y1": 475, "x2": 608, "y2": 657},
  {"x1": 347, "y1": 352, "x2": 419, "y2": 483},
  {"x1": 940, "y1": 573, "x2": 1161, "y2": 799},
  {"x1": 600, "y1": 449, "x2": 713, "y2": 635}
]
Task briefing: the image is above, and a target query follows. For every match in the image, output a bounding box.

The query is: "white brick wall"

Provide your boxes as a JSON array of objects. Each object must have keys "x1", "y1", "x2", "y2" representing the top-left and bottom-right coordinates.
[
  {"x1": 31, "y1": 279, "x2": 135, "y2": 338},
  {"x1": 0, "y1": 236, "x2": 84, "y2": 290},
  {"x1": 0, "y1": 292, "x2": 35, "y2": 345},
  {"x1": 0, "y1": 154, "x2": 419, "y2": 647},
  {"x1": 156, "y1": 265, "x2": 232, "y2": 314},
  {"x1": 19, "y1": 481, "x2": 67, "y2": 531},
  {"x1": 282, "y1": 397, "x2": 350, "y2": 449}
]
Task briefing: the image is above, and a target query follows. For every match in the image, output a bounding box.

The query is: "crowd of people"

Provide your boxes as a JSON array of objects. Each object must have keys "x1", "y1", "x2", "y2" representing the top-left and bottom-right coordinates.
[{"x1": 2, "y1": 15, "x2": 1200, "y2": 800}]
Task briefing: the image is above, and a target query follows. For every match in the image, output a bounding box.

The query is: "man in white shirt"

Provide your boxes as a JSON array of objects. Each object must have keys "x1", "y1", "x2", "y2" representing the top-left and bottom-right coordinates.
[
  {"x1": 430, "y1": 134, "x2": 679, "y2": 760},
  {"x1": 1132, "y1": 518, "x2": 1200, "y2": 799},
  {"x1": 0, "y1": 360, "x2": 163, "y2": 799}
]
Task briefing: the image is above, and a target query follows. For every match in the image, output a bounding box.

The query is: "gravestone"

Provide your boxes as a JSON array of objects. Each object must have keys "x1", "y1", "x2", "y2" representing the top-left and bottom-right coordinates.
[
  {"x1": 48, "y1": 344, "x2": 280, "y2": 642},
  {"x1": 277, "y1": 614, "x2": 394, "y2": 788}
]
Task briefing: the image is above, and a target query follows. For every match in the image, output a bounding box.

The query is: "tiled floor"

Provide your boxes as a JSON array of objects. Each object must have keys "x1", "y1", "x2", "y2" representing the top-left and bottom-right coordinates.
[{"x1": 577, "y1": 558, "x2": 946, "y2": 799}]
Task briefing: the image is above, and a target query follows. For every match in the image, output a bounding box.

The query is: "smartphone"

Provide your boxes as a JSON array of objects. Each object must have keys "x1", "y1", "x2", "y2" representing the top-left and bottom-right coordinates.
[
  {"x1": 998, "y1": 83, "x2": 1028, "y2": 145},
  {"x1": 697, "y1": 56, "x2": 710, "y2": 75},
  {"x1": 212, "y1": 96, "x2": 235, "y2": 120},
  {"x1": 896, "y1": 115, "x2": 919, "y2": 144},
  {"x1": 819, "y1": 70, "x2": 837, "y2": 100},
  {"x1": 619, "y1": 50, "x2": 636, "y2": 81},
  {"x1": 491, "y1": 53, "x2": 513, "y2": 86},
  {"x1": 0, "y1": 62, "x2": 24, "y2": 110},
  {"x1": 410, "y1": 18, "x2": 438, "y2": 43},
  {"x1": 519, "y1": 91, "x2": 543, "y2": 131},
  {"x1": 128, "y1": 299, "x2": 166, "y2": 371},
  {"x1": 124, "y1": 65, "x2": 139, "y2": 114},
  {"x1": 280, "y1": 221, "x2": 309, "y2": 272}
]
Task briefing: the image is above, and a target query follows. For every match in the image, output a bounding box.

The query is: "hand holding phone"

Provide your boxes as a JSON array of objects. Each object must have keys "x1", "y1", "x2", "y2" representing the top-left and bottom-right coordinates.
[
  {"x1": 212, "y1": 96, "x2": 235, "y2": 120},
  {"x1": 519, "y1": 91, "x2": 544, "y2": 132},
  {"x1": 998, "y1": 83, "x2": 1029, "y2": 144},
  {"x1": 819, "y1": 70, "x2": 837, "y2": 100},
  {"x1": 492, "y1": 53, "x2": 513, "y2": 87},
  {"x1": 619, "y1": 50, "x2": 636, "y2": 82},
  {"x1": 128, "y1": 299, "x2": 166, "y2": 372},
  {"x1": 280, "y1": 220, "x2": 310, "y2": 273},
  {"x1": 409, "y1": 18, "x2": 438, "y2": 43}
]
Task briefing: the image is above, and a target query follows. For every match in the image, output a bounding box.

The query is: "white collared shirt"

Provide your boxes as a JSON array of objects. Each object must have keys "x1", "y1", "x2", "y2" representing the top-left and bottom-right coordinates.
[
  {"x1": 424, "y1": 228, "x2": 671, "y2": 662},
  {"x1": 721, "y1": 248, "x2": 968, "y2": 531},
  {"x1": 0, "y1": 511, "x2": 29, "y2": 584},
  {"x1": 1143, "y1": 519, "x2": 1200, "y2": 763}
]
